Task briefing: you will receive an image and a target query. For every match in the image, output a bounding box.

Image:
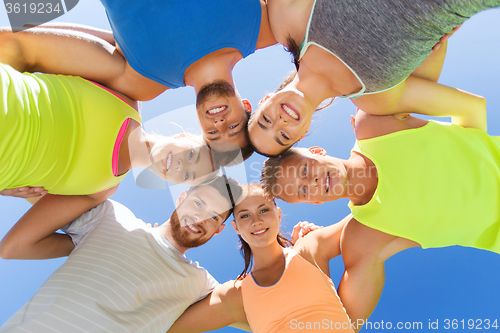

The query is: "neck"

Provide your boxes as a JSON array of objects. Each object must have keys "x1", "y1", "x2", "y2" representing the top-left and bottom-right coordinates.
[
  {"x1": 127, "y1": 129, "x2": 168, "y2": 169},
  {"x1": 292, "y1": 72, "x2": 335, "y2": 115},
  {"x1": 256, "y1": 0, "x2": 279, "y2": 49},
  {"x1": 344, "y1": 153, "x2": 378, "y2": 205},
  {"x1": 251, "y1": 241, "x2": 284, "y2": 272},
  {"x1": 267, "y1": 0, "x2": 314, "y2": 46},
  {"x1": 184, "y1": 49, "x2": 241, "y2": 92}
]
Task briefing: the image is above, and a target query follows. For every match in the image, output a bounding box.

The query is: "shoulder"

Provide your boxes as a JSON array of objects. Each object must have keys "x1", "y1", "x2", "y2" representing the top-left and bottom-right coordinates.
[
  {"x1": 353, "y1": 109, "x2": 428, "y2": 140},
  {"x1": 213, "y1": 280, "x2": 244, "y2": 306}
]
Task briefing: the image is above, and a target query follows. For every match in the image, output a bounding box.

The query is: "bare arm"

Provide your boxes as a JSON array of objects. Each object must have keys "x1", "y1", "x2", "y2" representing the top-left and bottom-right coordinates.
[
  {"x1": 354, "y1": 78, "x2": 487, "y2": 132},
  {"x1": 0, "y1": 186, "x2": 117, "y2": 259},
  {"x1": 410, "y1": 40, "x2": 447, "y2": 82},
  {"x1": 25, "y1": 22, "x2": 115, "y2": 45},
  {"x1": 168, "y1": 280, "x2": 249, "y2": 333},
  {"x1": 338, "y1": 218, "x2": 419, "y2": 332},
  {"x1": 293, "y1": 215, "x2": 350, "y2": 276},
  {"x1": 0, "y1": 27, "x2": 166, "y2": 100}
]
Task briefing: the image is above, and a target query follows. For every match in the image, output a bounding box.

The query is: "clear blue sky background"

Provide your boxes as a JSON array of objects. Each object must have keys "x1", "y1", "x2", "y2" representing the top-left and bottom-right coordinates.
[{"x1": 1, "y1": 2, "x2": 500, "y2": 332}]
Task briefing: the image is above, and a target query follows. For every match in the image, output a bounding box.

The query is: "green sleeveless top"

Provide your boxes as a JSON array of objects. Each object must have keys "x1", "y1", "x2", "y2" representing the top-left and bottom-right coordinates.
[
  {"x1": 0, "y1": 64, "x2": 142, "y2": 195},
  {"x1": 349, "y1": 120, "x2": 500, "y2": 253}
]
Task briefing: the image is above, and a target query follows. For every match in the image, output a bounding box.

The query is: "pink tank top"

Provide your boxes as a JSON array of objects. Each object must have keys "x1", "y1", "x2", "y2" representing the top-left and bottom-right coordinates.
[{"x1": 241, "y1": 248, "x2": 354, "y2": 333}]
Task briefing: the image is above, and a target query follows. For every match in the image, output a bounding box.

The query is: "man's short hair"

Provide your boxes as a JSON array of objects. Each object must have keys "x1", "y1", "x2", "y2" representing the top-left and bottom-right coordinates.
[
  {"x1": 260, "y1": 148, "x2": 303, "y2": 198},
  {"x1": 188, "y1": 175, "x2": 243, "y2": 221}
]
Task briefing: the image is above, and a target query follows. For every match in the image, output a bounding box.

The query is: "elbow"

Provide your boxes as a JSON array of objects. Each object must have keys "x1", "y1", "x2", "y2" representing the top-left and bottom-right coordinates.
[
  {"x1": 0, "y1": 235, "x2": 26, "y2": 260},
  {"x1": 0, "y1": 239, "x2": 18, "y2": 260}
]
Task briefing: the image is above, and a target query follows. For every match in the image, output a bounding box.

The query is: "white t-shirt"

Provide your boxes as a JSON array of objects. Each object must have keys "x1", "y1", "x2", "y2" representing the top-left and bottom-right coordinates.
[{"x1": 0, "y1": 200, "x2": 218, "y2": 333}]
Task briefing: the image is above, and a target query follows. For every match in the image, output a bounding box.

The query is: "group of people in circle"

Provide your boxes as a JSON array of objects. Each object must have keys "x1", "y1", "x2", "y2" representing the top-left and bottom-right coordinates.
[{"x1": 1, "y1": 0, "x2": 500, "y2": 332}]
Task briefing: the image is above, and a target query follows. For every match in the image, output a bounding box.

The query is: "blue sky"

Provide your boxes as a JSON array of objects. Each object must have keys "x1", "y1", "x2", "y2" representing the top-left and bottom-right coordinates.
[{"x1": 1, "y1": 2, "x2": 500, "y2": 332}]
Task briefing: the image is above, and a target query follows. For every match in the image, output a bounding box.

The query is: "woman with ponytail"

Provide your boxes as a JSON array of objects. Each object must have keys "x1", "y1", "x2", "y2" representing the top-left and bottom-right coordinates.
[{"x1": 168, "y1": 183, "x2": 355, "y2": 333}]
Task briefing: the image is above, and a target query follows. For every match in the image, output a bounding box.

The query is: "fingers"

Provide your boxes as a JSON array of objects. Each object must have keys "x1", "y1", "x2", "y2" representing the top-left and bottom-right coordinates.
[
  {"x1": 0, "y1": 187, "x2": 48, "y2": 198},
  {"x1": 291, "y1": 221, "x2": 323, "y2": 243}
]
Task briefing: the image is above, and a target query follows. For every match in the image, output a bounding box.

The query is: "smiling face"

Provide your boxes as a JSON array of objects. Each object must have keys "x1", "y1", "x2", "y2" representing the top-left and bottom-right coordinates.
[
  {"x1": 149, "y1": 136, "x2": 215, "y2": 185},
  {"x1": 248, "y1": 87, "x2": 315, "y2": 157},
  {"x1": 169, "y1": 185, "x2": 231, "y2": 249},
  {"x1": 273, "y1": 149, "x2": 348, "y2": 203},
  {"x1": 196, "y1": 80, "x2": 252, "y2": 151},
  {"x1": 233, "y1": 186, "x2": 281, "y2": 249}
]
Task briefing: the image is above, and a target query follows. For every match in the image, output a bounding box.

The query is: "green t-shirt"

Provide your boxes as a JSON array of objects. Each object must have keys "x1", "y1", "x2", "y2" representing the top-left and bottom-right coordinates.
[{"x1": 350, "y1": 120, "x2": 500, "y2": 254}]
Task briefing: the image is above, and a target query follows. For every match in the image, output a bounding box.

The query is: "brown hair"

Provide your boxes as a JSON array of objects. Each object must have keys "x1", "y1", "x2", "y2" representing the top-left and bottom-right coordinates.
[
  {"x1": 234, "y1": 184, "x2": 293, "y2": 280},
  {"x1": 260, "y1": 148, "x2": 303, "y2": 199},
  {"x1": 189, "y1": 175, "x2": 243, "y2": 222}
]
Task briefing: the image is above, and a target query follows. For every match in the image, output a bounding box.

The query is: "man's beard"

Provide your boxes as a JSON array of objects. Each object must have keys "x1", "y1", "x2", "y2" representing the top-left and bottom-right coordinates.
[
  {"x1": 169, "y1": 210, "x2": 211, "y2": 249},
  {"x1": 196, "y1": 80, "x2": 236, "y2": 108}
]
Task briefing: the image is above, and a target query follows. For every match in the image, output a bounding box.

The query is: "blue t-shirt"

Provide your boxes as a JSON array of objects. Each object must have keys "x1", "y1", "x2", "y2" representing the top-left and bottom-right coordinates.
[{"x1": 100, "y1": 0, "x2": 262, "y2": 88}]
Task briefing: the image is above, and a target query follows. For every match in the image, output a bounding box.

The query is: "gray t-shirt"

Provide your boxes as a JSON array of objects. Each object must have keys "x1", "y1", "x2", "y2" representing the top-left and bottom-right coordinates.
[
  {"x1": 1, "y1": 200, "x2": 218, "y2": 333},
  {"x1": 301, "y1": 0, "x2": 500, "y2": 97}
]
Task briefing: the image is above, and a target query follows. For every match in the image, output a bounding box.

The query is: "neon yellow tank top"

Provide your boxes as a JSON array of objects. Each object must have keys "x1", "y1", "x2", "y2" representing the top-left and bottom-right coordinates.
[
  {"x1": 349, "y1": 120, "x2": 500, "y2": 253},
  {"x1": 0, "y1": 64, "x2": 142, "y2": 195}
]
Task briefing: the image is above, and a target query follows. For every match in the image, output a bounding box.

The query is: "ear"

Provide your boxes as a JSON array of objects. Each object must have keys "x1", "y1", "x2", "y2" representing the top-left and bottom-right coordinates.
[
  {"x1": 306, "y1": 201, "x2": 324, "y2": 205},
  {"x1": 242, "y1": 99, "x2": 252, "y2": 112},
  {"x1": 308, "y1": 146, "x2": 327, "y2": 156},
  {"x1": 298, "y1": 128, "x2": 309, "y2": 142},
  {"x1": 277, "y1": 207, "x2": 282, "y2": 223},
  {"x1": 258, "y1": 93, "x2": 273, "y2": 106},
  {"x1": 176, "y1": 190, "x2": 189, "y2": 208},
  {"x1": 232, "y1": 220, "x2": 240, "y2": 234},
  {"x1": 214, "y1": 223, "x2": 226, "y2": 235}
]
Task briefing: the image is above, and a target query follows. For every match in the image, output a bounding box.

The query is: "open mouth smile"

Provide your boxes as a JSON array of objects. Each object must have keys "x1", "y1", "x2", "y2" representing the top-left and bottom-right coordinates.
[
  {"x1": 206, "y1": 105, "x2": 228, "y2": 116},
  {"x1": 281, "y1": 104, "x2": 300, "y2": 120},
  {"x1": 164, "y1": 152, "x2": 173, "y2": 172},
  {"x1": 185, "y1": 222, "x2": 202, "y2": 234},
  {"x1": 251, "y1": 228, "x2": 269, "y2": 236}
]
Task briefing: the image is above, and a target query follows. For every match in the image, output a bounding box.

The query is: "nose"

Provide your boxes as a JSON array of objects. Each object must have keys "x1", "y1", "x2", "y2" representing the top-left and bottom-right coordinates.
[
  {"x1": 176, "y1": 158, "x2": 183, "y2": 171},
  {"x1": 213, "y1": 117, "x2": 225, "y2": 128},
  {"x1": 251, "y1": 219, "x2": 263, "y2": 227},
  {"x1": 278, "y1": 114, "x2": 287, "y2": 126}
]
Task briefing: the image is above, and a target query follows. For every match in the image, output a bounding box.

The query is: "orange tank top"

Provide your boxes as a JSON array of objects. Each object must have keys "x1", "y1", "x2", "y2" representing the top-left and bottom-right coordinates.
[{"x1": 241, "y1": 248, "x2": 354, "y2": 332}]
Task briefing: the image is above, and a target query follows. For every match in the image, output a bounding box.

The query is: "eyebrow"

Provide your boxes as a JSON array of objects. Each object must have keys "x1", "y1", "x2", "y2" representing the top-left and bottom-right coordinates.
[
  {"x1": 258, "y1": 121, "x2": 286, "y2": 147},
  {"x1": 236, "y1": 208, "x2": 248, "y2": 215},
  {"x1": 197, "y1": 196, "x2": 207, "y2": 206}
]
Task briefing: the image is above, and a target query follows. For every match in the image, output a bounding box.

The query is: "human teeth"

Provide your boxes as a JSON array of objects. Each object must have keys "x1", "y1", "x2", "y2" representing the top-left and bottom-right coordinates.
[
  {"x1": 253, "y1": 229, "x2": 267, "y2": 235},
  {"x1": 187, "y1": 223, "x2": 199, "y2": 233},
  {"x1": 207, "y1": 106, "x2": 226, "y2": 114},
  {"x1": 282, "y1": 104, "x2": 299, "y2": 120},
  {"x1": 165, "y1": 152, "x2": 172, "y2": 171}
]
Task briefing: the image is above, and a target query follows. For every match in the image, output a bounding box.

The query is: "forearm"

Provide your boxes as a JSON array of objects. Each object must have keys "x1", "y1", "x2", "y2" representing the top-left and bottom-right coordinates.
[
  {"x1": 398, "y1": 77, "x2": 487, "y2": 131},
  {"x1": 337, "y1": 261, "x2": 385, "y2": 332},
  {"x1": 0, "y1": 190, "x2": 112, "y2": 260},
  {"x1": 168, "y1": 282, "x2": 247, "y2": 333},
  {"x1": 29, "y1": 23, "x2": 115, "y2": 45},
  {"x1": 410, "y1": 40, "x2": 447, "y2": 82}
]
